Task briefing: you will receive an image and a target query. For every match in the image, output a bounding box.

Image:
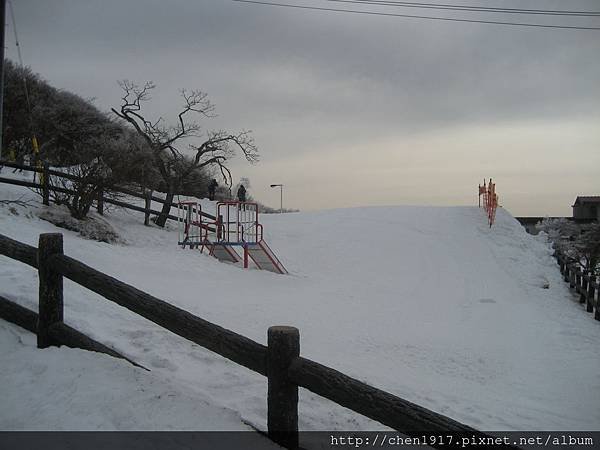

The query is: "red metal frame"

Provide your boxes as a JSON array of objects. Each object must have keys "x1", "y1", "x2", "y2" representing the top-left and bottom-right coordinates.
[
  {"x1": 178, "y1": 200, "x2": 286, "y2": 273},
  {"x1": 216, "y1": 201, "x2": 261, "y2": 244}
]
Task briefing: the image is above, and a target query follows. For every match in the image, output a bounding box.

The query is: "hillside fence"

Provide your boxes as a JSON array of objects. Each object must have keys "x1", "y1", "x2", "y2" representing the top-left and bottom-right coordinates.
[
  {"x1": 0, "y1": 232, "x2": 519, "y2": 449},
  {"x1": 478, "y1": 179, "x2": 498, "y2": 228},
  {"x1": 0, "y1": 160, "x2": 215, "y2": 226},
  {"x1": 554, "y1": 249, "x2": 600, "y2": 321}
]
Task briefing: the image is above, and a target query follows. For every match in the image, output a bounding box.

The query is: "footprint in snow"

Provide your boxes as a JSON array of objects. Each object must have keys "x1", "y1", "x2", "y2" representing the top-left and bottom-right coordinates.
[
  {"x1": 123, "y1": 329, "x2": 151, "y2": 342},
  {"x1": 149, "y1": 356, "x2": 178, "y2": 371}
]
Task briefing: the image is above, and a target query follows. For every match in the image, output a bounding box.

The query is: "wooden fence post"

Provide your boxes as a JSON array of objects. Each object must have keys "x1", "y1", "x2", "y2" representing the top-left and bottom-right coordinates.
[
  {"x1": 594, "y1": 277, "x2": 600, "y2": 322},
  {"x1": 144, "y1": 189, "x2": 152, "y2": 226},
  {"x1": 97, "y1": 188, "x2": 104, "y2": 215},
  {"x1": 569, "y1": 266, "x2": 576, "y2": 288},
  {"x1": 37, "y1": 233, "x2": 64, "y2": 348},
  {"x1": 267, "y1": 326, "x2": 299, "y2": 450},
  {"x1": 576, "y1": 270, "x2": 584, "y2": 303},
  {"x1": 42, "y1": 162, "x2": 50, "y2": 206},
  {"x1": 585, "y1": 275, "x2": 593, "y2": 313},
  {"x1": 580, "y1": 272, "x2": 588, "y2": 306},
  {"x1": 557, "y1": 255, "x2": 564, "y2": 275}
]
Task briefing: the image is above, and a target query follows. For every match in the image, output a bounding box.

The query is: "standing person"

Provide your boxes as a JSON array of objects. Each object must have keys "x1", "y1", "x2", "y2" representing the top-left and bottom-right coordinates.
[
  {"x1": 208, "y1": 178, "x2": 218, "y2": 201},
  {"x1": 237, "y1": 184, "x2": 246, "y2": 203}
]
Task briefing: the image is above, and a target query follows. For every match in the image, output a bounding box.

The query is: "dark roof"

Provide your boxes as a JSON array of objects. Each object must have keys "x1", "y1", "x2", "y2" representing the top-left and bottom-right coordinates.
[{"x1": 574, "y1": 196, "x2": 600, "y2": 205}]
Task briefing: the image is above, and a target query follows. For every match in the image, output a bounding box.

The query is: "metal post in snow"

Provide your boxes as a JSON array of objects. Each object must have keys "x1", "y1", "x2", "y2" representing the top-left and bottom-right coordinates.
[{"x1": 270, "y1": 184, "x2": 283, "y2": 214}]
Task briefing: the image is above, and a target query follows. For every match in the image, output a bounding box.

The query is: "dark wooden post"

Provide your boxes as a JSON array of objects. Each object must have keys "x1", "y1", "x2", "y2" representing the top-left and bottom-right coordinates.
[
  {"x1": 37, "y1": 233, "x2": 63, "y2": 348},
  {"x1": 585, "y1": 274, "x2": 593, "y2": 313},
  {"x1": 569, "y1": 266, "x2": 576, "y2": 288},
  {"x1": 144, "y1": 189, "x2": 152, "y2": 226},
  {"x1": 576, "y1": 270, "x2": 584, "y2": 303},
  {"x1": 97, "y1": 188, "x2": 104, "y2": 215},
  {"x1": 594, "y1": 277, "x2": 600, "y2": 321},
  {"x1": 42, "y1": 162, "x2": 50, "y2": 206},
  {"x1": 557, "y1": 255, "x2": 564, "y2": 275},
  {"x1": 580, "y1": 272, "x2": 588, "y2": 306},
  {"x1": 267, "y1": 326, "x2": 299, "y2": 450}
]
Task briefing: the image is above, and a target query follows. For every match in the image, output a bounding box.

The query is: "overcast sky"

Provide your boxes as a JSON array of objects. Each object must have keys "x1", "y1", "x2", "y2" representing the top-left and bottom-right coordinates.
[{"x1": 7, "y1": 0, "x2": 600, "y2": 215}]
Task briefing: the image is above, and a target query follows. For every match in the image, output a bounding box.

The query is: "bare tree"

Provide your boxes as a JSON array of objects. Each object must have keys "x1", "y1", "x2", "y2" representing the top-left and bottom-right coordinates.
[{"x1": 111, "y1": 81, "x2": 258, "y2": 227}]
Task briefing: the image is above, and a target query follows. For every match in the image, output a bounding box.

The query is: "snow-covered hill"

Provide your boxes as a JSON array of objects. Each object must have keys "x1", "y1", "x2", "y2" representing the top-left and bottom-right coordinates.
[{"x1": 1, "y1": 177, "x2": 599, "y2": 431}]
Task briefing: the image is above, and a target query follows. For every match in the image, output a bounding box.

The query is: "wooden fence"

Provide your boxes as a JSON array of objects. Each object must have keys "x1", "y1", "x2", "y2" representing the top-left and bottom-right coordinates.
[
  {"x1": 554, "y1": 250, "x2": 600, "y2": 321},
  {"x1": 0, "y1": 232, "x2": 518, "y2": 449},
  {"x1": 0, "y1": 160, "x2": 215, "y2": 225}
]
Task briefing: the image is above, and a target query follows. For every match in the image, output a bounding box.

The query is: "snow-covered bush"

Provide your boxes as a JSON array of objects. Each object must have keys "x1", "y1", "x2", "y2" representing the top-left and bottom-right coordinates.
[
  {"x1": 38, "y1": 207, "x2": 123, "y2": 244},
  {"x1": 536, "y1": 218, "x2": 578, "y2": 243},
  {"x1": 538, "y1": 218, "x2": 600, "y2": 275},
  {"x1": 574, "y1": 224, "x2": 600, "y2": 276}
]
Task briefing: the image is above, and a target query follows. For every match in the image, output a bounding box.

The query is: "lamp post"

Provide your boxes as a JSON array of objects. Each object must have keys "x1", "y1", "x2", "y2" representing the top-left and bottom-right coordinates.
[{"x1": 270, "y1": 184, "x2": 283, "y2": 214}]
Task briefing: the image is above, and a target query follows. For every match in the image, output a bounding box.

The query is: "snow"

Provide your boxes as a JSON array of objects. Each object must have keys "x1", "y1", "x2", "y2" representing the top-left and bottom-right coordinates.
[
  {"x1": 0, "y1": 322, "x2": 268, "y2": 433},
  {"x1": 1, "y1": 173, "x2": 599, "y2": 432}
]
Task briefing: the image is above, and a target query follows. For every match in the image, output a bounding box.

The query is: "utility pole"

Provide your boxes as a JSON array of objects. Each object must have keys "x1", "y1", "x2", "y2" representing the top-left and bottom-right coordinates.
[{"x1": 0, "y1": 0, "x2": 6, "y2": 162}]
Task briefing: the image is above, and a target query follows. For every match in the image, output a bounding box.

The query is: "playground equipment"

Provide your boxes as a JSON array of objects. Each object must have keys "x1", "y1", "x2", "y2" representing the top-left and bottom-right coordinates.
[
  {"x1": 177, "y1": 201, "x2": 288, "y2": 274},
  {"x1": 478, "y1": 178, "x2": 499, "y2": 228}
]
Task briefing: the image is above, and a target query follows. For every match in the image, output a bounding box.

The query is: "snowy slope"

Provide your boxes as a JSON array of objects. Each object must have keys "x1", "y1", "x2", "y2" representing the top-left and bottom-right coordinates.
[
  {"x1": 1, "y1": 177, "x2": 599, "y2": 432},
  {"x1": 0, "y1": 321, "x2": 275, "y2": 438}
]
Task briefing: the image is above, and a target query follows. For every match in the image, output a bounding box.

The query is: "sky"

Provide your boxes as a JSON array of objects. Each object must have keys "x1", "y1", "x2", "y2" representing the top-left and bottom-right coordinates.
[{"x1": 5, "y1": 0, "x2": 600, "y2": 216}]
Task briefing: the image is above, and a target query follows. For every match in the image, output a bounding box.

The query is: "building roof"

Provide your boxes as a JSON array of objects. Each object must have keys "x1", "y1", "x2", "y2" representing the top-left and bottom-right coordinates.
[{"x1": 573, "y1": 196, "x2": 600, "y2": 205}]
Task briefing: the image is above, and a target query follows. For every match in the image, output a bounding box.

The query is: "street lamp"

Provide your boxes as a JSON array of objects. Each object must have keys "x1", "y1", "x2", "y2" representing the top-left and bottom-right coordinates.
[{"x1": 270, "y1": 184, "x2": 283, "y2": 214}]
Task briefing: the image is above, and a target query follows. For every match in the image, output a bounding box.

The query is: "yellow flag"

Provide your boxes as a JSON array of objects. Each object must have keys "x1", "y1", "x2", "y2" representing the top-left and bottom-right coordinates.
[{"x1": 32, "y1": 136, "x2": 40, "y2": 154}]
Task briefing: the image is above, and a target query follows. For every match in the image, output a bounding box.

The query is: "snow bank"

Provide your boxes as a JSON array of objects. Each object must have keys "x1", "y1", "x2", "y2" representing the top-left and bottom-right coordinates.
[{"x1": 0, "y1": 321, "x2": 270, "y2": 433}]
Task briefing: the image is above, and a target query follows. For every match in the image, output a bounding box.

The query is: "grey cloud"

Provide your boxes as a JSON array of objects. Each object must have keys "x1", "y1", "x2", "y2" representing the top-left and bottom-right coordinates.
[{"x1": 14, "y1": 1, "x2": 600, "y2": 126}]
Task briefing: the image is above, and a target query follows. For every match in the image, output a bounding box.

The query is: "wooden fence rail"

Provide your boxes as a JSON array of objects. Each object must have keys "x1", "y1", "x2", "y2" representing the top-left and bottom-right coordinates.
[
  {"x1": 0, "y1": 234, "x2": 37, "y2": 267},
  {"x1": 0, "y1": 160, "x2": 215, "y2": 223},
  {"x1": 49, "y1": 251, "x2": 269, "y2": 376},
  {"x1": 555, "y1": 251, "x2": 599, "y2": 321},
  {"x1": 0, "y1": 232, "x2": 517, "y2": 449},
  {"x1": 288, "y1": 356, "x2": 478, "y2": 434}
]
